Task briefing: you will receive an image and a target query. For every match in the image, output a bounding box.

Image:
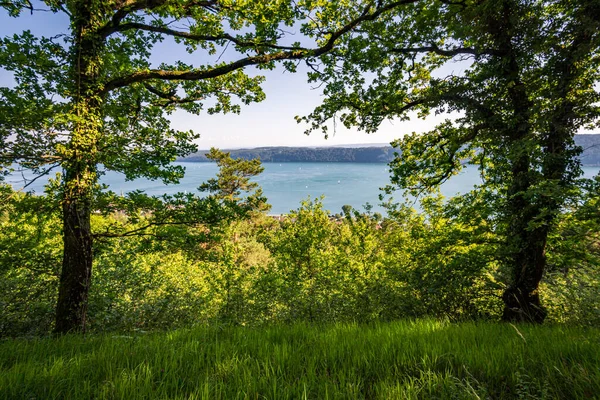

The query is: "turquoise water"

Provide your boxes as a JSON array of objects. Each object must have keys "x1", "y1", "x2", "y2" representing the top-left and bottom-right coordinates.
[{"x1": 6, "y1": 163, "x2": 600, "y2": 215}]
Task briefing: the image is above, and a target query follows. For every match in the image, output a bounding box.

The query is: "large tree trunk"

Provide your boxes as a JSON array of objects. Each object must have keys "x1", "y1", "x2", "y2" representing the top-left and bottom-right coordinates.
[
  {"x1": 500, "y1": 3, "x2": 593, "y2": 323},
  {"x1": 54, "y1": 2, "x2": 104, "y2": 334},
  {"x1": 501, "y1": 124, "x2": 575, "y2": 323},
  {"x1": 489, "y1": 2, "x2": 548, "y2": 322},
  {"x1": 501, "y1": 203, "x2": 549, "y2": 323},
  {"x1": 501, "y1": 139, "x2": 549, "y2": 323},
  {"x1": 55, "y1": 176, "x2": 93, "y2": 333}
]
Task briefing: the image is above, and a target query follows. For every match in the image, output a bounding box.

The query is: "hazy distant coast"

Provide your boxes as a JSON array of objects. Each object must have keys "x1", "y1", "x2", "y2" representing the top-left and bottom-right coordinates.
[
  {"x1": 181, "y1": 134, "x2": 600, "y2": 166},
  {"x1": 181, "y1": 145, "x2": 397, "y2": 163}
]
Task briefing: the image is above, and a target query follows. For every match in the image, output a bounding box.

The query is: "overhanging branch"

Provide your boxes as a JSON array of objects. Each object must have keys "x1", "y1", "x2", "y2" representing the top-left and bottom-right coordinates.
[
  {"x1": 102, "y1": 21, "x2": 306, "y2": 52},
  {"x1": 101, "y1": 0, "x2": 420, "y2": 95},
  {"x1": 102, "y1": 51, "x2": 308, "y2": 94},
  {"x1": 390, "y1": 43, "x2": 504, "y2": 57},
  {"x1": 105, "y1": 0, "x2": 222, "y2": 36}
]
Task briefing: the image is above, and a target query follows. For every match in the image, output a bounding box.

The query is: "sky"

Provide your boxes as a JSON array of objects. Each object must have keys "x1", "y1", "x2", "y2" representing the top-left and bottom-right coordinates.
[
  {"x1": 4, "y1": 4, "x2": 593, "y2": 150},
  {"x1": 0, "y1": 4, "x2": 459, "y2": 150}
]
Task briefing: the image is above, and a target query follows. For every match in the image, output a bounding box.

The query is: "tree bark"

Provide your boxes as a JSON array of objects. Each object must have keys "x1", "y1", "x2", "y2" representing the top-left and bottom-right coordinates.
[
  {"x1": 54, "y1": 1, "x2": 104, "y2": 334},
  {"x1": 500, "y1": 2, "x2": 595, "y2": 323},
  {"x1": 501, "y1": 217, "x2": 549, "y2": 323},
  {"x1": 55, "y1": 178, "x2": 93, "y2": 333},
  {"x1": 488, "y1": 1, "x2": 548, "y2": 323},
  {"x1": 501, "y1": 140, "x2": 549, "y2": 323}
]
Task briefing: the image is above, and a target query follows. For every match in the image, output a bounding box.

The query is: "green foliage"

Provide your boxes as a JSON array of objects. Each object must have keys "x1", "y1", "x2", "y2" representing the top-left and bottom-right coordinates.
[
  {"x1": 2, "y1": 179, "x2": 599, "y2": 336},
  {"x1": 0, "y1": 0, "x2": 418, "y2": 200},
  {"x1": 89, "y1": 241, "x2": 219, "y2": 332},
  {"x1": 199, "y1": 148, "x2": 270, "y2": 213},
  {"x1": 0, "y1": 187, "x2": 61, "y2": 336},
  {"x1": 1, "y1": 321, "x2": 599, "y2": 399},
  {"x1": 541, "y1": 177, "x2": 600, "y2": 325},
  {"x1": 266, "y1": 197, "x2": 346, "y2": 321},
  {"x1": 302, "y1": 0, "x2": 600, "y2": 321},
  {"x1": 383, "y1": 196, "x2": 502, "y2": 320},
  {"x1": 3, "y1": 0, "x2": 598, "y2": 333},
  {"x1": 2, "y1": 0, "x2": 414, "y2": 332}
]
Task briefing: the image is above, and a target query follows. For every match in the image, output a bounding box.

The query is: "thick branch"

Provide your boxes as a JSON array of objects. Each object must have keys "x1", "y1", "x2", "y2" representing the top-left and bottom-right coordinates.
[
  {"x1": 438, "y1": 0, "x2": 467, "y2": 7},
  {"x1": 102, "y1": 51, "x2": 305, "y2": 94},
  {"x1": 390, "y1": 43, "x2": 504, "y2": 57},
  {"x1": 106, "y1": 0, "x2": 167, "y2": 34},
  {"x1": 102, "y1": 0, "x2": 419, "y2": 95}
]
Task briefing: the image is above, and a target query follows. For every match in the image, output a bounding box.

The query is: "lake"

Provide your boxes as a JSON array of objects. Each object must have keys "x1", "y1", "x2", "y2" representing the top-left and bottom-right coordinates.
[{"x1": 6, "y1": 163, "x2": 600, "y2": 215}]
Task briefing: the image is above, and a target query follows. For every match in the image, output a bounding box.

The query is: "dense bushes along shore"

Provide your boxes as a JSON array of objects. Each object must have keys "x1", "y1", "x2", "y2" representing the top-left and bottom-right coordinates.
[{"x1": 1, "y1": 184, "x2": 598, "y2": 337}]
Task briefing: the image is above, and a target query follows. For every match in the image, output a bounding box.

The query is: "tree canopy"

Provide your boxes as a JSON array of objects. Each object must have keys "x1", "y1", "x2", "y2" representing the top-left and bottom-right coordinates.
[
  {"x1": 1, "y1": 0, "x2": 599, "y2": 332},
  {"x1": 303, "y1": 0, "x2": 600, "y2": 321},
  {"x1": 0, "y1": 0, "x2": 426, "y2": 333}
]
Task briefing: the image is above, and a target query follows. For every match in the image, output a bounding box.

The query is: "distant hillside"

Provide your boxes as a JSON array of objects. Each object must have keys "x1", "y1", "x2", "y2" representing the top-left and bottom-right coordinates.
[
  {"x1": 182, "y1": 146, "x2": 398, "y2": 163},
  {"x1": 181, "y1": 134, "x2": 600, "y2": 165},
  {"x1": 575, "y1": 134, "x2": 600, "y2": 166}
]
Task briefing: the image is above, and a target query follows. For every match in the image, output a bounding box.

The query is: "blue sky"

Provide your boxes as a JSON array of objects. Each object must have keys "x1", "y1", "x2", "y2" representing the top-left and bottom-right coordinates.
[{"x1": 0, "y1": 5, "x2": 461, "y2": 149}]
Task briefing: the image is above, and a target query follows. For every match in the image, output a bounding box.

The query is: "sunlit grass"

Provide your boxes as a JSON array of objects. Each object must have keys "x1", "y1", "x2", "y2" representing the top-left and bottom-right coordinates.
[{"x1": 1, "y1": 320, "x2": 598, "y2": 399}]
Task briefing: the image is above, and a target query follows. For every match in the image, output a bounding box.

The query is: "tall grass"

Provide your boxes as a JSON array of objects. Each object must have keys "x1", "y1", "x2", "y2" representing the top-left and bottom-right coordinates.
[{"x1": 1, "y1": 320, "x2": 598, "y2": 399}]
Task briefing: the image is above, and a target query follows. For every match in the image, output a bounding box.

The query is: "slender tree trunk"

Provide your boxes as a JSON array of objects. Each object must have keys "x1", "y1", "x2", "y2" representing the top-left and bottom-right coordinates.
[{"x1": 54, "y1": 2, "x2": 104, "y2": 334}]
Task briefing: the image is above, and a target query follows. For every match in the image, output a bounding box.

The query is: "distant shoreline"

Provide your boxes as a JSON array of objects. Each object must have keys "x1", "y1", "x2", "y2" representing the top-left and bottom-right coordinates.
[
  {"x1": 180, "y1": 159, "x2": 600, "y2": 167},
  {"x1": 180, "y1": 145, "x2": 397, "y2": 164},
  {"x1": 179, "y1": 134, "x2": 600, "y2": 166}
]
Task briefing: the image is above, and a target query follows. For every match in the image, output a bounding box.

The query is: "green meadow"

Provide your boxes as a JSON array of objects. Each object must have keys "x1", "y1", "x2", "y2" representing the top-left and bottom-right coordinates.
[{"x1": 2, "y1": 320, "x2": 599, "y2": 399}]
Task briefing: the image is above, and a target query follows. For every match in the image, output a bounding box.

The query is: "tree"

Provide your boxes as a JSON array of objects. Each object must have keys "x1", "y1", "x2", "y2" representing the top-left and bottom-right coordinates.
[
  {"x1": 199, "y1": 147, "x2": 269, "y2": 213},
  {"x1": 0, "y1": 0, "x2": 421, "y2": 333},
  {"x1": 341, "y1": 204, "x2": 353, "y2": 217},
  {"x1": 302, "y1": 0, "x2": 600, "y2": 322}
]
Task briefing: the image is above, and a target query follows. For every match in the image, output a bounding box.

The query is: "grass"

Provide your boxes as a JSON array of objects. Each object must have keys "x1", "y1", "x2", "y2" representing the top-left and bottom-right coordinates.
[{"x1": 1, "y1": 320, "x2": 599, "y2": 399}]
